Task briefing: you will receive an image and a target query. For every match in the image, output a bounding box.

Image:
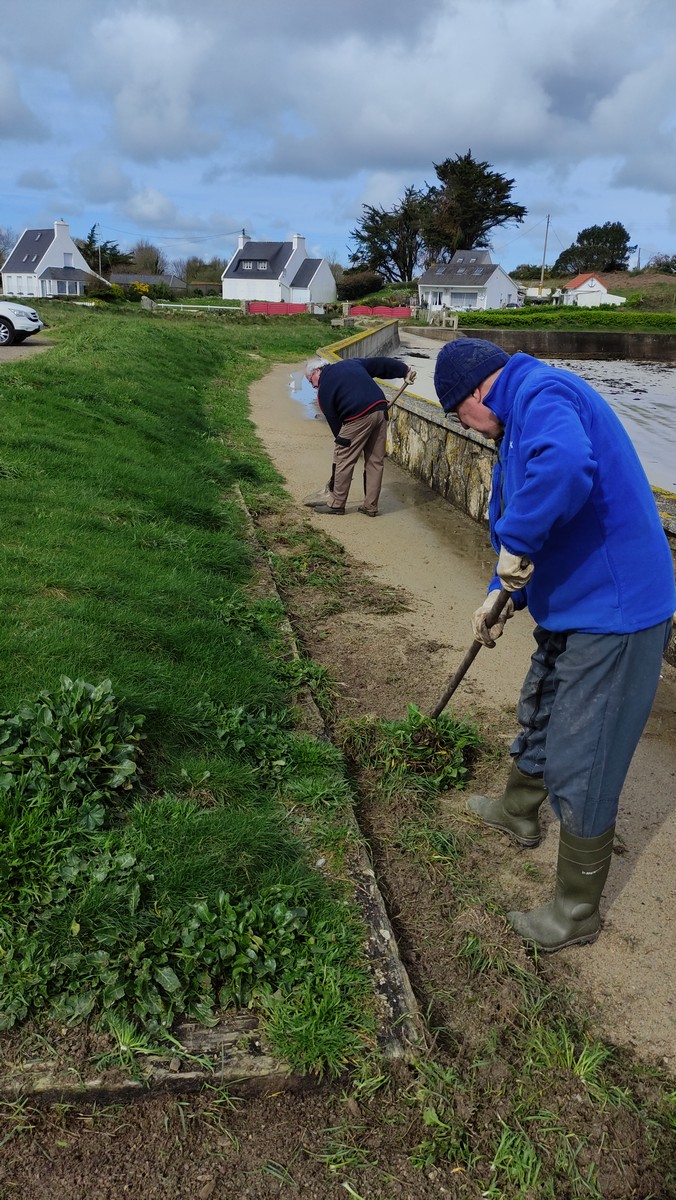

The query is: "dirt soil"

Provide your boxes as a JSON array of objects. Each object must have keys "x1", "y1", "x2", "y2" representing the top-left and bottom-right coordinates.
[
  {"x1": 2, "y1": 361, "x2": 674, "y2": 1199},
  {"x1": 252, "y1": 362, "x2": 676, "y2": 1073}
]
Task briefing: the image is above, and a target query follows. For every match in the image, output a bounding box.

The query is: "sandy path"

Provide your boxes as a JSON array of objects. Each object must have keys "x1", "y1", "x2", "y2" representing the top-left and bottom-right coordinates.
[{"x1": 250, "y1": 362, "x2": 676, "y2": 1073}]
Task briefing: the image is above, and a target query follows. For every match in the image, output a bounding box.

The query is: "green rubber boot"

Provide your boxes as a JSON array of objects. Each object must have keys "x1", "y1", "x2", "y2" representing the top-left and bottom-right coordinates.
[
  {"x1": 466, "y1": 760, "x2": 547, "y2": 847},
  {"x1": 507, "y1": 825, "x2": 615, "y2": 952}
]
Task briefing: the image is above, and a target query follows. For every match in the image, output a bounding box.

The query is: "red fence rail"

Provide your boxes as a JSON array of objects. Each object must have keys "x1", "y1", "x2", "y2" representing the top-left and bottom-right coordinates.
[
  {"x1": 248, "y1": 301, "x2": 308, "y2": 315},
  {"x1": 349, "y1": 306, "x2": 411, "y2": 317}
]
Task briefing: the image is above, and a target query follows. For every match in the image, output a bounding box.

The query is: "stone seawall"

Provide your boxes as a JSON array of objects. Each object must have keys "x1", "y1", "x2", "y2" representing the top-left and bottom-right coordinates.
[{"x1": 319, "y1": 322, "x2": 676, "y2": 663}]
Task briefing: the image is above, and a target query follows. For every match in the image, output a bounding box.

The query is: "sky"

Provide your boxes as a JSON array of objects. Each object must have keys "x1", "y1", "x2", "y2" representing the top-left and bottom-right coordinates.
[{"x1": 2, "y1": 0, "x2": 676, "y2": 275}]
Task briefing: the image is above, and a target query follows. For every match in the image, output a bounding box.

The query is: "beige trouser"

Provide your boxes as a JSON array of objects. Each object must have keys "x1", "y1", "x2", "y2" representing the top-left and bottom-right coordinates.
[{"x1": 330, "y1": 408, "x2": 387, "y2": 511}]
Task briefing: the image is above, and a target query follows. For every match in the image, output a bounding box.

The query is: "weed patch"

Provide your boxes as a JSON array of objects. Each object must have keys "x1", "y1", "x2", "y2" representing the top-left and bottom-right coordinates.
[{"x1": 339, "y1": 703, "x2": 482, "y2": 797}]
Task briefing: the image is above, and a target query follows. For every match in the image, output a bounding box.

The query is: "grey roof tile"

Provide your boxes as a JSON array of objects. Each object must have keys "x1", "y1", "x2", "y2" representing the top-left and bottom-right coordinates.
[{"x1": 2, "y1": 228, "x2": 54, "y2": 272}]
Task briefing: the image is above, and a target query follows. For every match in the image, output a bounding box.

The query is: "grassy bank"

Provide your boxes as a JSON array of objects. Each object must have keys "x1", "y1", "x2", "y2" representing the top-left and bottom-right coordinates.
[{"x1": 0, "y1": 304, "x2": 376, "y2": 1071}]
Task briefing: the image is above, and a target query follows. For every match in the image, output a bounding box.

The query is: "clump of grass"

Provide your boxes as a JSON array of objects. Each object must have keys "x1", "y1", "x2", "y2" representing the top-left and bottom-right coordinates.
[
  {"x1": 339, "y1": 704, "x2": 482, "y2": 796},
  {"x1": 264, "y1": 524, "x2": 347, "y2": 591}
]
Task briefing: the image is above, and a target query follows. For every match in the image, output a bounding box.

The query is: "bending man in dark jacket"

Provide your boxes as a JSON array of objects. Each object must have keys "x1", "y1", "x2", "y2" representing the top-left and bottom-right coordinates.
[{"x1": 305, "y1": 356, "x2": 414, "y2": 516}]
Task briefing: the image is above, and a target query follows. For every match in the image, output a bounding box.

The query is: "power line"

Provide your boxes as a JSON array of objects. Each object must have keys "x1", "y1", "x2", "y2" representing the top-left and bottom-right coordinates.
[{"x1": 97, "y1": 224, "x2": 245, "y2": 244}]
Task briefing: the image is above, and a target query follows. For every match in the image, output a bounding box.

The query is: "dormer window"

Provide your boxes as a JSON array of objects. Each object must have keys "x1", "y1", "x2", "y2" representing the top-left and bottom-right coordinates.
[
  {"x1": 257, "y1": 260, "x2": 268, "y2": 270},
  {"x1": 242, "y1": 260, "x2": 253, "y2": 270}
]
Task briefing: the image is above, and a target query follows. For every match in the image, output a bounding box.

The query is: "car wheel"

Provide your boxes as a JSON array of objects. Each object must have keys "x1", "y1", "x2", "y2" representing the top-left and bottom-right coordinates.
[{"x1": 0, "y1": 318, "x2": 16, "y2": 346}]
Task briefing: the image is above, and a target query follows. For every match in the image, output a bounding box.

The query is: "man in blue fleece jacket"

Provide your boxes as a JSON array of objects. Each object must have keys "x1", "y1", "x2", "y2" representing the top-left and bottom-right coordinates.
[
  {"x1": 434, "y1": 338, "x2": 675, "y2": 953},
  {"x1": 305, "y1": 356, "x2": 414, "y2": 515}
]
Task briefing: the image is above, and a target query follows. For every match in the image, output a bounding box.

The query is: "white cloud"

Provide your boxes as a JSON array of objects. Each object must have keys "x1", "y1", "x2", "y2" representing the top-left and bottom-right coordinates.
[
  {"x1": 81, "y1": 10, "x2": 219, "y2": 162},
  {"x1": 71, "y1": 156, "x2": 133, "y2": 204},
  {"x1": 17, "y1": 168, "x2": 58, "y2": 190},
  {"x1": 0, "y1": 60, "x2": 48, "y2": 141},
  {"x1": 1, "y1": 0, "x2": 675, "y2": 266}
]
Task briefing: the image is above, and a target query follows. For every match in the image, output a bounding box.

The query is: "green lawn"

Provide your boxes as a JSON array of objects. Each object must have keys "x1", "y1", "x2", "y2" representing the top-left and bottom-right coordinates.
[{"x1": 0, "y1": 303, "x2": 373, "y2": 1072}]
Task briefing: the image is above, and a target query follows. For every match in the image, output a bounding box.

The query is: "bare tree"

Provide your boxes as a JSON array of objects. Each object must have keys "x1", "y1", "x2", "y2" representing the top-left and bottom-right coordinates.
[
  {"x1": 130, "y1": 240, "x2": 168, "y2": 275},
  {"x1": 170, "y1": 258, "x2": 188, "y2": 281},
  {"x1": 0, "y1": 226, "x2": 18, "y2": 267}
]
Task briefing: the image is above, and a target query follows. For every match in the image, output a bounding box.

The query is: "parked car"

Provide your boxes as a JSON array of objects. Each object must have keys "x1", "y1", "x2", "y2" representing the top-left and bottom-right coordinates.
[{"x1": 0, "y1": 300, "x2": 44, "y2": 346}]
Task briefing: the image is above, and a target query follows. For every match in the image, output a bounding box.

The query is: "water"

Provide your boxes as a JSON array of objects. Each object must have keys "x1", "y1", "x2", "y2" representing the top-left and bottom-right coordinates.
[
  {"x1": 543, "y1": 359, "x2": 676, "y2": 493},
  {"x1": 289, "y1": 370, "x2": 323, "y2": 419}
]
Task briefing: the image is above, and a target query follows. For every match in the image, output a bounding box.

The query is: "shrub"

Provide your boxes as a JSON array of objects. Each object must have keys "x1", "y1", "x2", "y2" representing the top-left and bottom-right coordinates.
[{"x1": 336, "y1": 269, "x2": 383, "y2": 301}]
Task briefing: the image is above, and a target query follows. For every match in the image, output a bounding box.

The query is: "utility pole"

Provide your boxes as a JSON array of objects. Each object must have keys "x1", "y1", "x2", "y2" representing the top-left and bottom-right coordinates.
[{"x1": 538, "y1": 214, "x2": 550, "y2": 294}]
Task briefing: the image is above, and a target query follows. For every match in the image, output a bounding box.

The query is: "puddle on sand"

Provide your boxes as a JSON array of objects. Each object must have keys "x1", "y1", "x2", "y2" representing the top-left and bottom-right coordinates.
[{"x1": 288, "y1": 370, "x2": 326, "y2": 421}]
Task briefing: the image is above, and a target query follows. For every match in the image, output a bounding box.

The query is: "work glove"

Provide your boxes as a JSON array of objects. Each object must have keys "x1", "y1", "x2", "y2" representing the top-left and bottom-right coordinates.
[
  {"x1": 472, "y1": 591, "x2": 515, "y2": 648},
  {"x1": 497, "y1": 547, "x2": 534, "y2": 592},
  {"x1": 404, "y1": 367, "x2": 417, "y2": 384}
]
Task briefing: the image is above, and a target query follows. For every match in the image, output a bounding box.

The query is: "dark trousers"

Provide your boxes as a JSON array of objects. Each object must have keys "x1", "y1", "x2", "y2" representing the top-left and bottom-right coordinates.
[{"x1": 511, "y1": 620, "x2": 672, "y2": 837}]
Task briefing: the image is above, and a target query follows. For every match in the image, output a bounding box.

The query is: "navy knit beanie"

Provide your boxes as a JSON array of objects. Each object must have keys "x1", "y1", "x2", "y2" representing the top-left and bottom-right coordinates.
[{"x1": 434, "y1": 338, "x2": 510, "y2": 413}]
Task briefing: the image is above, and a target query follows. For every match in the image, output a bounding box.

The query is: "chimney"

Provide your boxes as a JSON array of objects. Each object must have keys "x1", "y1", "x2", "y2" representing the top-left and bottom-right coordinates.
[
  {"x1": 292, "y1": 233, "x2": 305, "y2": 252},
  {"x1": 237, "y1": 229, "x2": 250, "y2": 250},
  {"x1": 54, "y1": 219, "x2": 70, "y2": 237}
]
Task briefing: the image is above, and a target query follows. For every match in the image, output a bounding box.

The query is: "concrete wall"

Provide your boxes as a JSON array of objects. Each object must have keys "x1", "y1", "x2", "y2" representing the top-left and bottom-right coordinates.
[
  {"x1": 318, "y1": 322, "x2": 676, "y2": 663},
  {"x1": 414, "y1": 326, "x2": 676, "y2": 363},
  {"x1": 320, "y1": 319, "x2": 400, "y2": 361}
]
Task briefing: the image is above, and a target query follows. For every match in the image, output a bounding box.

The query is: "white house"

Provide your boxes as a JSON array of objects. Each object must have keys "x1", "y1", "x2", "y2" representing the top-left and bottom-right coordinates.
[
  {"x1": 221, "y1": 232, "x2": 337, "y2": 305},
  {"x1": 1, "y1": 220, "x2": 107, "y2": 298},
  {"x1": 563, "y1": 273, "x2": 626, "y2": 307},
  {"x1": 418, "y1": 250, "x2": 519, "y2": 311}
]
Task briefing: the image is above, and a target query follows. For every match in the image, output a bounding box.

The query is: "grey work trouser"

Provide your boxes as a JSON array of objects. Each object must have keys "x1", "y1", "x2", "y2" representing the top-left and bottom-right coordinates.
[
  {"x1": 511, "y1": 619, "x2": 672, "y2": 837},
  {"x1": 330, "y1": 409, "x2": 387, "y2": 512}
]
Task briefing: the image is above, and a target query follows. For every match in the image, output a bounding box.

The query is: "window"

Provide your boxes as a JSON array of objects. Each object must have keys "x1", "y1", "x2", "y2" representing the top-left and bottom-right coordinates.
[
  {"x1": 256, "y1": 260, "x2": 268, "y2": 271},
  {"x1": 57, "y1": 281, "x2": 67, "y2": 294},
  {"x1": 469, "y1": 256, "x2": 477, "y2": 263},
  {"x1": 64, "y1": 252, "x2": 73, "y2": 268},
  {"x1": 68, "y1": 282, "x2": 78, "y2": 295},
  {"x1": 22, "y1": 255, "x2": 29, "y2": 262},
  {"x1": 456, "y1": 256, "x2": 464, "y2": 262},
  {"x1": 456, "y1": 267, "x2": 466, "y2": 274},
  {"x1": 35, "y1": 233, "x2": 41, "y2": 240},
  {"x1": 473, "y1": 268, "x2": 484, "y2": 275},
  {"x1": 451, "y1": 291, "x2": 477, "y2": 307},
  {"x1": 435, "y1": 266, "x2": 445, "y2": 275},
  {"x1": 242, "y1": 260, "x2": 253, "y2": 270}
]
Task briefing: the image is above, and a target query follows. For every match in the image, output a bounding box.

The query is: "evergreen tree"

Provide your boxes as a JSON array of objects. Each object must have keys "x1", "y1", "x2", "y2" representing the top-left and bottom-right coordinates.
[
  {"x1": 422, "y1": 151, "x2": 526, "y2": 261},
  {"x1": 349, "y1": 187, "x2": 427, "y2": 282},
  {"x1": 553, "y1": 222, "x2": 636, "y2": 273}
]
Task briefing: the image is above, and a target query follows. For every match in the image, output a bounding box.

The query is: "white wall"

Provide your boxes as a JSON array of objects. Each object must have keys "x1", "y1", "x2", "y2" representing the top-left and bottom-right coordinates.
[
  {"x1": 563, "y1": 279, "x2": 625, "y2": 307},
  {"x1": 2, "y1": 221, "x2": 98, "y2": 297},
  {"x1": 419, "y1": 265, "x2": 518, "y2": 310},
  {"x1": 222, "y1": 236, "x2": 337, "y2": 304}
]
